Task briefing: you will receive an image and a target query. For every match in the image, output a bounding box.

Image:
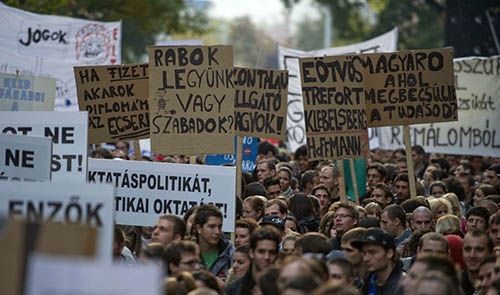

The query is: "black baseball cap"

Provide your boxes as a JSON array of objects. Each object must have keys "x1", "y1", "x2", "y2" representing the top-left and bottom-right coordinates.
[
  {"x1": 259, "y1": 215, "x2": 285, "y2": 231},
  {"x1": 351, "y1": 228, "x2": 395, "y2": 250}
]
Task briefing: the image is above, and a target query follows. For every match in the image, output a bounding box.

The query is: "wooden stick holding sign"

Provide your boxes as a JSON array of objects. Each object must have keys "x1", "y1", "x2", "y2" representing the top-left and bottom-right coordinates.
[
  {"x1": 349, "y1": 159, "x2": 360, "y2": 204},
  {"x1": 404, "y1": 125, "x2": 418, "y2": 199},
  {"x1": 337, "y1": 161, "x2": 347, "y2": 202},
  {"x1": 133, "y1": 141, "x2": 141, "y2": 160},
  {"x1": 235, "y1": 136, "x2": 243, "y2": 199}
]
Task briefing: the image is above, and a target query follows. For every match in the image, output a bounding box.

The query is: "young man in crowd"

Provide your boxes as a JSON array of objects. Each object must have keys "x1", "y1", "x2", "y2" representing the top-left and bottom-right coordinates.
[
  {"x1": 393, "y1": 173, "x2": 411, "y2": 204},
  {"x1": 194, "y1": 204, "x2": 234, "y2": 281},
  {"x1": 163, "y1": 240, "x2": 201, "y2": 277},
  {"x1": 380, "y1": 204, "x2": 412, "y2": 248},
  {"x1": 331, "y1": 201, "x2": 359, "y2": 250},
  {"x1": 256, "y1": 159, "x2": 277, "y2": 183},
  {"x1": 319, "y1": 165, "x2": 340, "y2": 202},
  {"x1": 461, "y1": 229, "x2": 493, "y2": 295},
  {"x1": 151, "y1": 213, "x2": 185, "y2": 246}
]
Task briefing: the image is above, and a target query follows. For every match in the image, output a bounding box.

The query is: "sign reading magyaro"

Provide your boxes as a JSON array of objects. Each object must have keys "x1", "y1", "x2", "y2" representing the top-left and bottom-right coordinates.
[
  {"x1": 299, "y1": 55, "x2": 369, "y2": 160},
  {"x1": 74, "y1": 64, "x2": 149, "y2": 144},
  {"x1": 148, "y1": 46, "x2": 235, "y2": 155},
  {"x1": 234, "y1": 68, "x2": 288, "y2": 140},
  {"x1": 360, "y1": 47, "x2": 457, "y2": 127}
]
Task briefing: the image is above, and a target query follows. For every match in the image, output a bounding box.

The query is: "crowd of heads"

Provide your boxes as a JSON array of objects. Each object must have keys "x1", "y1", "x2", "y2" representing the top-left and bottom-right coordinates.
[{"x1": 107, "y1": 140, "x2": 500, "y2": 295}]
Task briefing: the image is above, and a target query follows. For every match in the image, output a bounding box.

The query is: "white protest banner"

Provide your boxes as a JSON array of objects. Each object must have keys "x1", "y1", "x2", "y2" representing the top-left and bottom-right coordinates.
[
  {"x1": 378, "y1": 55, "x2": 500, "y2": 157},
  {"x1": 0, "y1": 2, "x2": 121, "y2": 111},
  {"x1": 26, "y1": 254, "x2": 162, "y2": 295},
  {"x1": 0, "y1": 182, "x2": 115, "y2": 262},
  {"x1": 278, "y1": 28, "x2": 397, "y2": 152},
  {"x1": 0, "y1": 72, "x2": 56, "y2": 111},
  {"x1": 88, "y1": 158, "x2": 236, "y2": 232},
  {"x1": 148, "y1": 45, "x2": 235, "y2": 156},
  {"x1": 0, "y1": 133, "x2": 52, "y2": 181},
  {"x1": 0, "y1": 112, "x2": 88, "y2": 182}
]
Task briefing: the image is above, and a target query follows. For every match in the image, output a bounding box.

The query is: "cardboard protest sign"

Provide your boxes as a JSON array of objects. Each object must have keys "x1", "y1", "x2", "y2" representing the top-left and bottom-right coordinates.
[
  {"x1": 0, "y1": 220, "x2": 98, "y2": 295},
  {"x1": 0, "y1": 73, "x2": 56, "y2": 111},
  {"x1": 0, "y1": 112, "x2": 87, "y2": 182},
  {"x1": 148, "y1": 45, "x2": 235, "y2": 155},
  {"x1": 299, "y1": 55, "x2": 369, "y2": 160},
  {"x1": 26, "y1": 254, "x2": 162, "y2": 295},
  {"x1": 74, "y1": 64, "x2": 149, "y2": 144},
  {"x1": 0, "y1": 133, "x2": 52, "y2": 181},
  {"x1": 0, "y1": 181, "x2": 115, "y2": 262},
  {"x1": 278, "y1": 28, "x2": 398, "y2": 152},
  {"x1": 234, "y1": 67, "x2": 288, "y2": 140},
  {"x1": 378, "y1": 55, "x2": 500, "y2": 156},
  {"x1": 361, "y1": 47, "x2": 457, "y2": 127},
  {"x1": 88, "y1": 158, "x2": 236, "y2": 232},
  {"x1": 0, "y1": 2, "x2": 121, "y2": 111}
]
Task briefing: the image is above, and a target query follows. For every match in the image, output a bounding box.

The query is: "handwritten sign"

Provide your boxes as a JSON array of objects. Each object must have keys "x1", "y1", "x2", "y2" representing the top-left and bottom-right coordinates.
[
  {"x1": 0, "y1": 133, "x2": 52, "y2": 181},
  {"x1": 0, "y1": 72, "x2": 56, "y2": 111},
  {"x1": 361, "y1": 48, "x2": 457, "y2": 127},
  {"x1": 74, "y1": 64, "x2": 149, "y2": 144},
  {"x1": 299, "y1": 55, "x2": 369, "y2": 160},
  {"x1": 148, "y1": 45, "x2": 235, "y2": 155},
  {"x1": 234, "y1": 68, "x2": 288, "y2": 140},
  {"x1": 377, "y1": 55, "x2": 500, "y2": 157},
  {"x1": 0, "y1": 111, "x2": 87, "y2": 182},
  {"x1": 88, "y1": 158, "x2": 236, "y2": 232},
  {"x1": 0, "y1": 181, "x2": 115, "y2": 262}
]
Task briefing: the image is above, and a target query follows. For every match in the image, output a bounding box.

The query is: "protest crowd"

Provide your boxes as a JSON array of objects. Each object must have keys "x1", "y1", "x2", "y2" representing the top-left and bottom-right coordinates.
[{"x1": 106, "y1": 139, "x2": 500, "y2": 295}]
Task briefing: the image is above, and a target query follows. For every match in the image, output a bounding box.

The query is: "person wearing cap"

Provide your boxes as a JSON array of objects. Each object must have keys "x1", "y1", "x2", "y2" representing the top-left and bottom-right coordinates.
[
  {"x1": 352, "y1": 228, "x2": 404, "y2": 295},
  {"x1": 259, "y1": 215, "x2": 286, "y2": 241}
]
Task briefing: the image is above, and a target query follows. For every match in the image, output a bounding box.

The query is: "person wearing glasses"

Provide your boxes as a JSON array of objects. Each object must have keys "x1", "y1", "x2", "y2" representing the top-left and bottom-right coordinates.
[
  {"x1": 163, "y1": 240, "x2": 201, "y2": 277},
  {"x1": 466, "y1": 206, "x2": 491, "y2": 233},
  {"x1": 330, "y1": 202, "x2": 359, "y2": 251}
]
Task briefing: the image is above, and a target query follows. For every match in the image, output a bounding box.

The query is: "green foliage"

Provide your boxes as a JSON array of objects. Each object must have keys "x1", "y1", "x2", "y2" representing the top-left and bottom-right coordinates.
[
  {"x1": 295, "y1": 16, "x2": 324, "y2": 51},
  {"x1": 5, "y1": 0, "x2": 209, "y2": 63},
  {"x1": 285, "y1": 0, "x2": 444, "y2": 50}
]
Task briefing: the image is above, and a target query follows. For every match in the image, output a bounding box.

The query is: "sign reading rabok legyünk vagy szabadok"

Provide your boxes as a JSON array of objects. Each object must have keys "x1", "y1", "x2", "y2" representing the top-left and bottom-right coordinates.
[
  {"x1": 299, "y1": 54, "x2": 369, "y2": 161},
  {"x1": 359, "y1": 47, "x2": 457, "y2": 127},
  {"x1": 74, "y1": 63, "x2": 149, "y2": 144},
  {"x1": 87, "y1": 158, "x2": 236, "y2": 232},
  {"x1": 148, "y1": 46, "x2": 235, "y2": 155},
  {"x1": 234, "y1": 67, "x2": 288, "y2": 140}
]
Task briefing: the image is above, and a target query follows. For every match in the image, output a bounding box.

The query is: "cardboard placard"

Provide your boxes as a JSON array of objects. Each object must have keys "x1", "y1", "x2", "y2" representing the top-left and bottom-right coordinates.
[
  {"x1": 0, "y1": 181, "x2": 115, "y2": 262},
  {"x1": 377, "y1": 55, "x2": 500, "y2": 157},
  {"x1": 88, "y1": 158, "x2": 236, "y2": 232},
  {"x1": 299, "y1": 54, "x2": 369, "y2": 160},
  {"x1": 362, "y1": 47, "x2": 457, "y2": 127},
  {"x1": 0, "y1": 111, "x2": 88, "y2": 182},
  {"x1": 0, "y1": 133, "x2": 52, "y2": 181},
  {"x1": 234, "y1": 67, "x2": 288, "y2": 140},
  {"x1": 148, "y1": 45, "x2": 235, "y2": 155},
  {"x1": 0, "y1": 73, "x2": 56, "y2": 111},
  {"x1": 74, "y1": 64, "x2": 149, "y2": 144}
]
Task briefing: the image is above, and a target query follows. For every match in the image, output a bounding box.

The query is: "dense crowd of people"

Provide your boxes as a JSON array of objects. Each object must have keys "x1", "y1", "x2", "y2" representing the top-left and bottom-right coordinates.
[{"x1": 102, "y1": 139, "x2": 500, "y2": 295}]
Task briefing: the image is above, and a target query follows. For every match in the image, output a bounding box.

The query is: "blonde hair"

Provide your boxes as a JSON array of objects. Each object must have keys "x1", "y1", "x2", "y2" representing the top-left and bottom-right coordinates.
[
  {"x1": 364, "y1": 202, "x2": 382, "y2": 219},
  {"x1": 435, "y1": 214, "x2": 462, "y2": 235},
  {"x1": 164, "y1": 272, "x2": 197, "y2": 295},
  {"x1": 428, "y1": 198, "x2": 452, "y2": 217},
  {"x1": 442, "y1": 193, "x2": 462, "y2": 219}
]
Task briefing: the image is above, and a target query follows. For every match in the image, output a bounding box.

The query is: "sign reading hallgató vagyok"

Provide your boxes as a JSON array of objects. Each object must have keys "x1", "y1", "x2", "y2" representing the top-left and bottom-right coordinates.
[
  {"x1": 299, "y1": 54, "x2": 369, "y2": 160},
  {"x1": 0, "y1": 181, "x2": 115, "y2": 262},
  {"x1": 0, "y1": 112, "x2": 87, "y2": 183},
  {"x1": 88, "y1": 158, "x2": 236, "y2": 232},
  {"x1": 148, "y1": 46, "x2": 235, "y2": 156},
  {"x1": 0, "y1": 2, "x2": 121, "y2": 111},
  {"x1": 0, "y1": 133, "x2": 52, "y2": 181},
  {"x1": 361, "y1": 47, "x2": 457, "y2": 127},
  {"x1": 74, "y1": 64, "x2": 149, "y2": 144},
  {"x1": 0, "y1": 72, "x2": 56, "y2": 111},
  {"x1": 234, "y1": 68, "x2": 288, "y2": 140},
  {"x1": 377, "y1": 55, "x2": 500, "y2": 157}
]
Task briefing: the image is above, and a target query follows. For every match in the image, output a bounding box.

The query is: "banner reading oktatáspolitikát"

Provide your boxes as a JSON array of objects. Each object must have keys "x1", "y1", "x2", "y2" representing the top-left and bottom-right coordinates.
[{"x1": 88, "y1": 158, "x2": 236, "y2": 232}]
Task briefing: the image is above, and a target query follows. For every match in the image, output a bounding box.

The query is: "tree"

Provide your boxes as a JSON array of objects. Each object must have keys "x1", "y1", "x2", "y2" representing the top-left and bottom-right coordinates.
[{"x1": 5, "y1": 0, "x2": 209, "y2": 63}]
